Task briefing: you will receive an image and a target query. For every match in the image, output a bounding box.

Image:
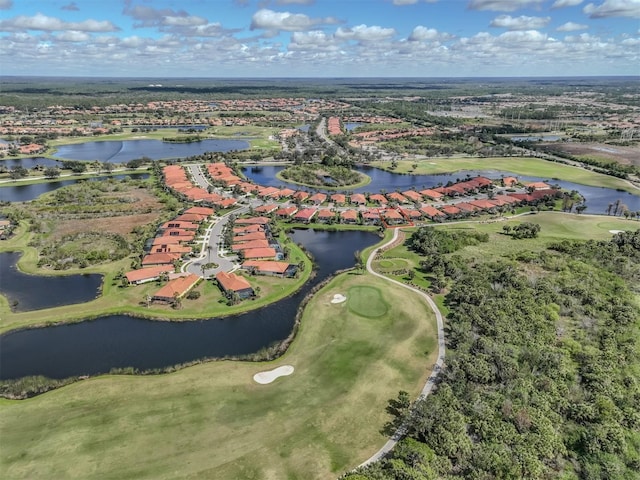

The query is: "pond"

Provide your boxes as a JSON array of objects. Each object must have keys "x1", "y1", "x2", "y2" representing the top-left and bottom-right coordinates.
[
  {"x1": 242, "y1": 165, "x2": 640, "y2": 215},
  {"x1": 344, "y1": 122, "x2": 362, "y2": 131},
  {"x1": 0, "y1": 229, "x2": 379, "y2": 380},
  {"x1": 0, "y1": 157, "x2": 62, "y2": 169},
  {"x1": 52, "y1": 138, "x2": 249, "y2": 163},
  {"x1": 511, "y1": 135, "x2": 562, "y2": 142},
  {"x1": 0, "y1": 173, "x2": 150, "y2": 203},
  {"x1": 0, "y1": 252, "x2": 103, "y2": 312}
]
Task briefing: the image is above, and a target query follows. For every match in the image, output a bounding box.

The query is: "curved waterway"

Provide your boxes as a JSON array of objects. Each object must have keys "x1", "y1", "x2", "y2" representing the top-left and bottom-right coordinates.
[
  {"x1": 52, "y1": 138, "x2": 249, "y2": 163},
  {"x1": 0, "y1": 252, "x2": 103, "y2": 312},
  {"x1": 243, "y1": 165, "x2": 640, "y2": 215},
  {"x1": 0, "y1": 229, "x2": 379, "y2": 380}
]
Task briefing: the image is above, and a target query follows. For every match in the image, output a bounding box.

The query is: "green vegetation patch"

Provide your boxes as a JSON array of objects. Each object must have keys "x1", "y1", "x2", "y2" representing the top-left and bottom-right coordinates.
[
  {"x1": 347, "y1": 286, "x2": 389, "y2": 318},
  {"x1": 278, "y1": 164, "x2": 370, "y2": 189}
]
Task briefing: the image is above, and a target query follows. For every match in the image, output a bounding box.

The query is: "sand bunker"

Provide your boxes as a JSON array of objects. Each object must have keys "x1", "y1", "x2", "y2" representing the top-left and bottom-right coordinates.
[
  {"x1": 331, "y1": 293, "x2": 347, "y2": 304},
  {"x1": 253, "y1": 365, "x2": 294, "y2": 384},
  {"x1": 609, "y1": 230, "x2": 625, "y2": 234}
]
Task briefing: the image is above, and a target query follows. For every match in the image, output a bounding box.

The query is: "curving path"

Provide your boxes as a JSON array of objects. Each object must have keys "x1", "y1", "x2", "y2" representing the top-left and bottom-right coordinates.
[{"x1": 357, "y1": 227, "x2": 446, "y2": 469}]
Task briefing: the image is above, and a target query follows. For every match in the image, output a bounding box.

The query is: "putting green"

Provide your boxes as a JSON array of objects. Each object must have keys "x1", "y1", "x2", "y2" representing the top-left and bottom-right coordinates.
[{"x1": 347, "y1": 286, "x2": 389, "y2": 318}]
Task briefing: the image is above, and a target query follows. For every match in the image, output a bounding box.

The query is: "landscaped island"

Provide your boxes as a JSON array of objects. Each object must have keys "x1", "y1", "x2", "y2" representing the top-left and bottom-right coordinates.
[{"x1": 277, "y1": 164, "x2": 370, "y2": 189}]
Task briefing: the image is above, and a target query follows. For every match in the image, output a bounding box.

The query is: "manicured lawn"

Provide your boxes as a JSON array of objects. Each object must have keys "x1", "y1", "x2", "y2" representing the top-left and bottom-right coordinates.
[
  {"x1": 0, "y1": 271, "x2": 437, "y2": 480},
  {"x1": 371, "y1": 157, "x2": 637, "y2": 193},
  {"x1": 434, "y1": 211, "x2": 638, "y2": 260},
  {"x1": 347, "y1": 286, "x2": 389, "y2": 318}
]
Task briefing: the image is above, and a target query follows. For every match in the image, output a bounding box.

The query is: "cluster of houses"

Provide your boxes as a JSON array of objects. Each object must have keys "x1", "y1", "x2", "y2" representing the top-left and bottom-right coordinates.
[
  {"x1": 123, "y1": 205, "x2": 215, "y2": 303},
  {"x1": 121, "y1": 162, "x2": 560, "y2": 306},
  {"x1": 163, "y1": 164, "x2": 237, "y2": 209}
]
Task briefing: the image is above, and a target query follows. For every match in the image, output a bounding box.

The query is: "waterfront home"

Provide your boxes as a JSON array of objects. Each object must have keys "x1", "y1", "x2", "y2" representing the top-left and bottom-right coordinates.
[
  {"x1": 125, "y1": 265, "x2": 174, "y2": 285},
  {"x1": 526, "y1": 181, "x2": 552, "y2": 191},
  {"x1": 402, "y1": 190, "x2": 423, "y2": 203},
  {"x1": 387, "y1": 192, "x2": 408, "y2": 204},
  {"x1": 152, "y1": 273, "x2": 201, "y2": 303},
  {"x1": 232, "y1": 232, "x2": 267, "y2": 243},
  {"x1": 502, "y1": 177, "x2": 518, "y2": 187},
  {"x1": 381, "y1": 208, "x2": 405, "y2": 225},
  {"x1": 242, "y1": 247, "x2": 277, "y2": 260},
  {"x1": 330, "y1": 193, "x2": 346, "y2": 205},
  {"x1": 362, "y1": 209, "x2": 381, "y2": 225},
  {"x1": 420, "y1": 189, "x2": 443, "y2": 201},
  {"x1": 309, "y1": 193, "x2": 327, "y2": 205},
  {"x1": 316, "y1": 209, "x2": 335, "y2": 223},
  {"x1": 241, "y1": 260, "x2": 297, "y2": 278},
  {"x1": 340, "y1": 209, "x2": 359, "y2": 224},
  {"x1": 293, "y1": 191, "x2": 310, "y2": 202},
  {"x1": 235, "y1": 216, "x2": 270, "y2": 225},
  {"x1": 350, "y1": 193, "x2": 367, "y2": 205},
  {"x1": 233, "y1": 224, "x2": 264, "y2": 234},
  {"x1": 369, "y1": 194, "x2": 388, "y2": 205},
  {"x1": 293, "y1": 208, "x2": 317, "y2": 223},
  {"x1": 215, "y1": 271, "x2": 254, "y2": 299}
]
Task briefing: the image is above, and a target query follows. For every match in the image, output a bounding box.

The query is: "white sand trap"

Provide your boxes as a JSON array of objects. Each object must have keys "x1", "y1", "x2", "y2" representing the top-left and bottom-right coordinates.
[
  {"x1": 331, "y1": 293, "x2": 347, "y2": 304},
  {"x1": 609, "y1": 230, "x2": 625, "y2": 234},
  {"x1": 253, "y1": 365, "x2": 294, "y2": 384}
]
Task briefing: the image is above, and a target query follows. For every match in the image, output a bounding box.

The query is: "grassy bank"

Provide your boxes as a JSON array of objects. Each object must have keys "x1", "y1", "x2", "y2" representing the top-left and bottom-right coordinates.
[
  {"x1": 371, "y1": 157, "x2": 637, "y2": 194},
  {"x1": 0, "y1": 270, "x2": 437, "y2": 479},
  {"x1": 275, "y1": 167, "x2": 372, "y2": 190}
]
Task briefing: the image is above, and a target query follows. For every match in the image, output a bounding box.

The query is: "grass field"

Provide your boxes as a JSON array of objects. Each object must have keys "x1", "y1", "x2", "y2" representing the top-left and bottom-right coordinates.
[
  {"x1": 371, "y1": 157, "x2": 638, "y2": 194},
  {"x1": 0, "y1": 271, "x2": 437, "y2": 479}
]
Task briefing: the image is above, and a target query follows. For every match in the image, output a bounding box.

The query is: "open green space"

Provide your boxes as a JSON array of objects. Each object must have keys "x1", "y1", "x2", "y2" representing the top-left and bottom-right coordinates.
[
  {"x1": 433, "y1": 211, "x2": 638, "y2": 260},
  {"x1": 0, "y1": 271, "x2": 437, "y2": 480},
  {"x1": 371, "y1": 156, "x2": 638, "y2": 194}
]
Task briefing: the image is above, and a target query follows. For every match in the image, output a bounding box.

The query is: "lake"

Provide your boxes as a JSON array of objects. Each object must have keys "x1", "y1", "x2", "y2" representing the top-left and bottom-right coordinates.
[
  {"x1": 0, "y1": 251, "x2": 103, "y2": 312},
  {"x1": 242, "y1": 165, "x2": 640, "y2": 215},
  {"x1": 52, "y1": 138, "x2": 249, "y2": 163},
  {"x1": 0, "y1": 229, "x2": 379, "y2": 380},
  {"x1": 0, "y1": 157, "x2": 62, "y2": 169},
  {"x1": 0, "y1": 173, "x2": 150, "y2": 203}
]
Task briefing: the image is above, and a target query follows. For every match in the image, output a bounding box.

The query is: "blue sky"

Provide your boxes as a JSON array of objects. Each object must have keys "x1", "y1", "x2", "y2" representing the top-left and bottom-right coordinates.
[{"x1": 1, "y1": 0, "x2": 638, "y2": 77}]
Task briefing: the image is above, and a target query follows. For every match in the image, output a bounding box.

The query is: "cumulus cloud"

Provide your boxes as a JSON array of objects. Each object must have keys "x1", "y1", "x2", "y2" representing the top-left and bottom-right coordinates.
[
  {"x1": 408, "y1": 25, "x2": 452, "y2": 41},
  {"x1": 551, "y1": 0, "x2": 583, "y2": 7},
  {"x1": 250, "y1": 9, "x2": 340, "y2": 32},
  {"x1": 490, "y1": 15, "x2": 550, "y2": 30},
  {"x1": 557, "y1": 21, "x2": 588, "y2": 31},
  {"x1": 124, "y1": 4, "x2": 207, "y2": 28},
  {"x1": 0, "y1": 13, "x2": 119, "y2": 32},
  {"x1": 335, "y1": 24, "x2": 396, "y2": 42},
  {"x1": 0, "y1": 0, "x2": 12, "y2": 10},
  {"x1": 467, "y1": 0, "x2": 545, "y2": 11},
  {"x1": 583, "y1": 0, "x2": 640, "y2": 18},
  {"x1": 55, "y1": 30, "x2": 90, "y2": 42},
  {"x1": 393, "y1": 0, "x2": 419, "y2": 5},
  {"x1": 61, "y1": 2, "x2": 79, "y2": 11}
]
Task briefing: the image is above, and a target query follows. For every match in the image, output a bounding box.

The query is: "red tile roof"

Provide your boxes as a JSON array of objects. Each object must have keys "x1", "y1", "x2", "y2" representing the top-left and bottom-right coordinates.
[
  {"x1": 242, "y1": 260, "x2": 291, "y2": 275},
  {"x1": 215, "y1": 271, "x2": 252, "y2": 293},
  {"x1": 242, "y1": 247, "x2": 277, "y2": 260},
  {"x1": 153, "y1": 273, "x2": 200, "y2": 300},
  {"x1": 125, "y1": 265, "x2": 173, "y2": 283}
]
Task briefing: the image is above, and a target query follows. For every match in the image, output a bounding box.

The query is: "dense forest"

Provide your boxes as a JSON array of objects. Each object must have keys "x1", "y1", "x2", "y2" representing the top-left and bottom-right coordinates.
[{"x1": 346, "y1": 229, "x2": 640, "y2": 480}]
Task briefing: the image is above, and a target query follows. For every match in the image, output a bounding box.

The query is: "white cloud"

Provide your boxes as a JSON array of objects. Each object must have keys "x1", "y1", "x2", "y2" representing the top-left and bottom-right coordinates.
[
  {"x1": 556, "y1": 21, "x2": 588, "y2": 31},
  {"x1": 551, "y1": 0, "x2": 583, "y2": 7},
  {"x1": 55, "y1": 30, "x2": 90, "y2": 42},
  {"x1": 490, "y1": 15, "x2": 551, "y2": 30},
  {"x1": 250, "y1": 9, "x2": 340, "y2": 32},
  {"x1": 61, "y1": 2, "x2": 80, "y2": 11},
  {"x1": 0, "y1": 13, "x2": 119, "y2": 32},
  {"x1": 467, "y1": 0, "x2": 545, "y2": 11},
  {"x1": 393, "y1": 0, "x2": 419, "y2": 5},
  {"x1": 583, "y1": 0, "x2": 640, "y2": 18},
  {"x1": 335, "y1": 24, "x2": 396, "y2": 42},
  {"x1": 0, "y1": 0, "x2": 12, "y2": 10},
  {"x1": 408, "y1": 25, "x2": 452, "y2": 41}
]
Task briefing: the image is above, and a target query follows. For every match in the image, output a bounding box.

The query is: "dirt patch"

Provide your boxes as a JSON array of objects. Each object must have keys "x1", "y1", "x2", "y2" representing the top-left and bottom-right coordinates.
[
  {"x1": 54, "y1": 212, "x2": 162, "y2": 239},
  {"x1": 545, "y1": 142, "x2": 640, "y2": 167}
]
